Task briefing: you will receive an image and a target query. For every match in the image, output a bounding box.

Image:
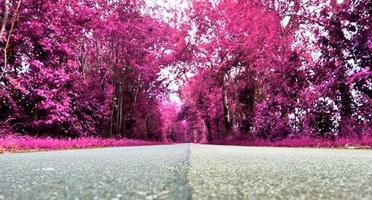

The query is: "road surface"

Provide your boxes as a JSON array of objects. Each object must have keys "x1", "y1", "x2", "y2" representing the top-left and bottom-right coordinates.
[
  {"x1": 0, "y1": 144, "x2": 190, "y2": 200},
  {"x1": 0, "y1": 144, "x2": 372, "y2": 199}
]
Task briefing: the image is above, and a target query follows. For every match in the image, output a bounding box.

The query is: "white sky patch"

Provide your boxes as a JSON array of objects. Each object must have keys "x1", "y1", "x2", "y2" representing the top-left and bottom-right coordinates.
[
  {"x1": 145, "y1": 0, "x2": 188, "y2": 9},
  {"x1": 281, "y1": 16, "x2": 291, "y2": 28},
  {"x1": 145, "y1": 0, "x2": 189, "y2": 25},
  {"x1": 159, "y1": 66, "x2": 182, "y2": 105},
  {"x1": 169, "y1": 93, "x2": 182, "y2": 105}
]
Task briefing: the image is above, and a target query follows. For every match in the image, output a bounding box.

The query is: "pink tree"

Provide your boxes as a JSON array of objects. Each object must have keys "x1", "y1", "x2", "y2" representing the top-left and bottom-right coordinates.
[
  {"x1": 179, "y1": 0, "x2": 309, "y2": 141},
  {"x1": 0, "y1": 0, "x2": 187, "y2": 140}
]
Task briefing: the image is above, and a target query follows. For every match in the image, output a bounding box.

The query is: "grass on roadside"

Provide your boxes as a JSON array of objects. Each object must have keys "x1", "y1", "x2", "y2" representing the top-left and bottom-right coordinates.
[
  {"x1": 0, "y1": 135, "x2": 166, "y2": 153},
  {"x1": 213, "y1": 136, "x2": 372, "y2": 149}
]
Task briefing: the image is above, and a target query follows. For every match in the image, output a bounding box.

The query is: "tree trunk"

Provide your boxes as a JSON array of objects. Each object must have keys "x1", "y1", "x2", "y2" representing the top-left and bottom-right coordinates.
[
  {"x1": 132, "y1": 74, "x2": 141, "y2": 107},
  {"x1": 338, "y1": 75, "x2": 352, "y2": 137},
  {"x1": 0, "y1": 0, "x2": 9, "y2": 39},
  {"x1": 222, "y1": 74, "x2": 232, "y2": 131},
  {"x1": 109, "y1": 92, "x2": 115, "y2": 137},
  {"x1": 205, "y1": 117, "x2": 213, "y2": 142},
  {"x1": 1, "y1": 0, "x2": 21, "y2": 80},
  {"x1": 118, "y1": 84, "x2": 123, "y2": 135}
]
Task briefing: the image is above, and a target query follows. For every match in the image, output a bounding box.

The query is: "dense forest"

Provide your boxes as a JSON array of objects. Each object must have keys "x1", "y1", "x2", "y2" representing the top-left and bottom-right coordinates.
[{"x1": 0, "y1": 0, "x2": 370, "y2": 143}]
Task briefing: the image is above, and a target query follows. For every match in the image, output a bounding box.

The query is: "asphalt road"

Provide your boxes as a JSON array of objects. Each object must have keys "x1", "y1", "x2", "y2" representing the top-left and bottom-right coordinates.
[
  {"x1": 188, "y1": 145, "x2": 372, "y2": 200},
  {"x1": 0, "y1": 144, "x2": 190, "y2": 200},
  {"x1": 1, "y1": 144, "x2": 372, "y2": 200}
]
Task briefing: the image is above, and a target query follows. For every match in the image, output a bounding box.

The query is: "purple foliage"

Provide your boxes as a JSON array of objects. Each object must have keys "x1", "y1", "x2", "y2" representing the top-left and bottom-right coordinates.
[
  {"x1": 0, "y1": 0, "x2": 370, "y2": 148},
  {"x1": 0, "y1": 135, "x2": 163, "y2": 152}
]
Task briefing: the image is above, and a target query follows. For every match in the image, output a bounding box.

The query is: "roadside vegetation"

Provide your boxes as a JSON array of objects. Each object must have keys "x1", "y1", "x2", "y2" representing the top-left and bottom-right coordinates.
[
  {"x1": 0, "y1": 135, "x2": 162, "y2": 153},
  {"x1": 0, "y1": 0, "x2": 370, "y2": 150}
]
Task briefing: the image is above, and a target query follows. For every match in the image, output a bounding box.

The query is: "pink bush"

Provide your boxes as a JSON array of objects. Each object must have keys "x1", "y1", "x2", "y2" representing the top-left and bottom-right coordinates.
[
  {"x1": 0, "y1": 136, "x2": 164, "y2": 152},
  {"x1": 213, "y1": 136, "x2": 372, "y2": 148}
]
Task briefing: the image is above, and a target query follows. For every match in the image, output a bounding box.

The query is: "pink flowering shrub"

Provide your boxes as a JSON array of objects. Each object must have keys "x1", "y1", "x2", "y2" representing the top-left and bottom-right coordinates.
[
  {"x1": 213, "y1": 136, "x2": 372, "y2": 148},
  {"x1": 0, "y1": 135, "x2": 163, "y2": 152}
]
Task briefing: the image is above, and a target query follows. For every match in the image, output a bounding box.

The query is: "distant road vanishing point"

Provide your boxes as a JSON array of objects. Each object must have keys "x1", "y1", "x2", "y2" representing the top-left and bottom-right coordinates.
[{"x1": 1, "y1": 144, "x2": 372, "y2": 200}]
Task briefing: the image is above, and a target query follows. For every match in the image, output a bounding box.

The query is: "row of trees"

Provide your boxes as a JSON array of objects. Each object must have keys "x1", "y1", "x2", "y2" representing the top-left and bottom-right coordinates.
[
  {"x1": 172, "y1": 0, "x2": 371, "y2": 142},
  {"x1": 0, "y1": 0, "x2": 370, "y2": 143},
  {"x1": 0, "y1": 0, "x2": 187, "y2": 140}
]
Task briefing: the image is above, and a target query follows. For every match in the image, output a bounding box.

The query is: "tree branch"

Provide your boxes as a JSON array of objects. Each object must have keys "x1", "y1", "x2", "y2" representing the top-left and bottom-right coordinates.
[
  {"x1": 0, "y1": 0, "x2": 9, "y2": 40},
  {"x1": 1, "y1": 0, "x2": 22, "y2": 80}
]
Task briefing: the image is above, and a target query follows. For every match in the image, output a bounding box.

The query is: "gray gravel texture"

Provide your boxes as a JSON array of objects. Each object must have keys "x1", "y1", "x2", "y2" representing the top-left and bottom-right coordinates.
[
  {"x1": 1, "y1": 144, "x2": 372, "y2": 200},
  {"x1": 0, "y1": 144, "x2": 190, "y2": 200},
  {"x1": 188, "y1": 144, "x2": 372, "y2": 200}
]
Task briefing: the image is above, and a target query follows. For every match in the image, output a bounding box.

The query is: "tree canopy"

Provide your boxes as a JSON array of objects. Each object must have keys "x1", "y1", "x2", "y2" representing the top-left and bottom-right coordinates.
[{"x1": 0, "y1": 0, "x2": 370, "y2": 143}]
